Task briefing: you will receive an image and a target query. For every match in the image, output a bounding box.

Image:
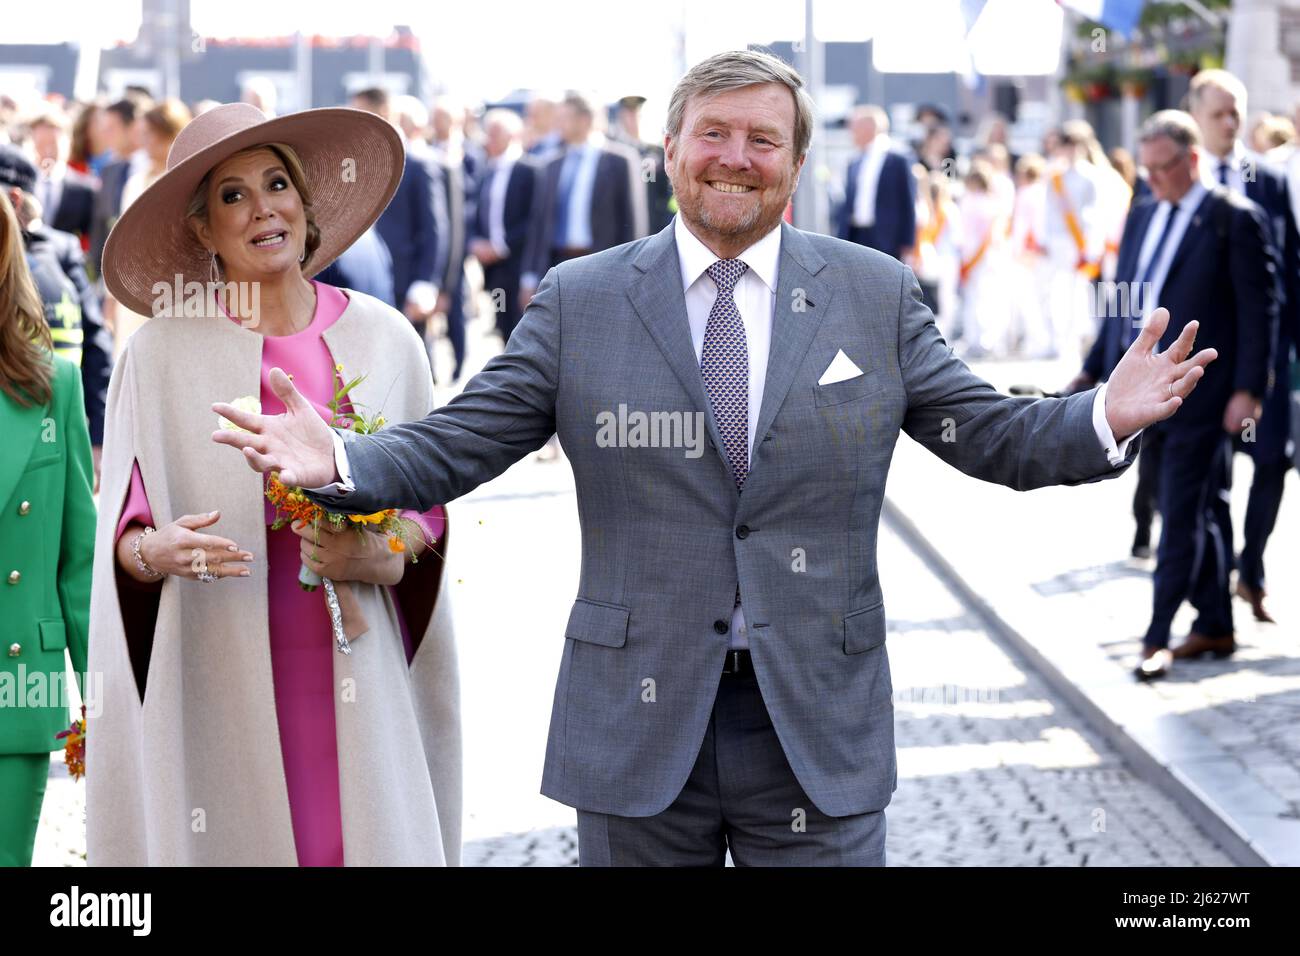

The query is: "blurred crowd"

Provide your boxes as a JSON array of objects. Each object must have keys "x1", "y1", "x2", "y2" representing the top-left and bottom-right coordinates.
[{"x1": 0, "y1": 81, "x2": 675, "y2": 478}]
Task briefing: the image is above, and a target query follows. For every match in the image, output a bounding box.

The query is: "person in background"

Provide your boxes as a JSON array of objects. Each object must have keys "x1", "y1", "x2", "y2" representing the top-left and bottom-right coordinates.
[
  {"x1": 1068, "y1": 110, "x2": 1276, "y2": 678},
  {"x1": 103, "y1": 98, "x2": 192, "y2": 351},
  {"x1": 68, "y1": 101, "x2": 99, "y2": 177},
  {"x1": 1009, "y1": 152, "x2": 1052, "y2": 359},
  {"x1": 519, "y1": 90, "x2": 640, "y2": 307},
  {"x1": 837, "y1": 105, "x2": 916, "y2": 263},
  {"x1": 0, "y1": 183, "x2": 94, "y2": 868},
  {"x1": 1, "y1": 144, "x2": 110, "y2": 484},
  {"x1": 351, "y1": 87, "x2": 449, "y2": 364},
  {"x1": 913, "y1": 167, "x2": 963, "y2": 342},
  {"x1": 524, "y1": 93, "x2": 563, "y2": 161},
  {"x1": 956, "y1": 159, "x2": 1013, "y2": 358},
  {"x1": 24, "y1": 105, "x2": 96, "y2": 250},
  {"x1": 1189, "y1": 69, "x2": 1300, "y2": 625},
  {"x1": 90, "y1": 94, "x2": 151, "y2": 280},
  {"x1": 469, "y1": 108, "x2": 537, "y2": 346},
  {"x1": 610, "y1": 94, "x2": 675, "y2": 234},
  {"x1": 429, "y1": 96, "x2": 476, "y2": 383},
  {"x1": 1041, "y1": 121, "x2": 1104, "y2": 361}
]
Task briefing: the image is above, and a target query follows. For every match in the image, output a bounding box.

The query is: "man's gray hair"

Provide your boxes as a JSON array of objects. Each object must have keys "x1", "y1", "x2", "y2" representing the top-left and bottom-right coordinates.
[
  {"x1": 665, "y1": 49, "x2": 816, "y2": 160},
  {"x1": 1139, "y1": 110, "x2": 1202, "y2": 151}
]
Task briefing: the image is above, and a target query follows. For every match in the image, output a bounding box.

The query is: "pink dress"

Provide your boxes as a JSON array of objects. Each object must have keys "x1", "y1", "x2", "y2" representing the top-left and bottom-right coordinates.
[{"x1": 114, "y1": 280, "x2": 446, "y2": 866}]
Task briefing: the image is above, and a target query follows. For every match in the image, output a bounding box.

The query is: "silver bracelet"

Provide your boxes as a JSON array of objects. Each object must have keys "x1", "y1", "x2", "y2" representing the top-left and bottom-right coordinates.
[{"x1": 131, "y1": 526, "x2": 164, "y2": 579}]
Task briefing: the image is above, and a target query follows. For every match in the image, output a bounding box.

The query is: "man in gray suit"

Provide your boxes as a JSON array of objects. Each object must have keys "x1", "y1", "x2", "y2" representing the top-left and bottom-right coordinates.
[{"x1": 215, "y1": 51, "x2": 1218, "y2": 865}]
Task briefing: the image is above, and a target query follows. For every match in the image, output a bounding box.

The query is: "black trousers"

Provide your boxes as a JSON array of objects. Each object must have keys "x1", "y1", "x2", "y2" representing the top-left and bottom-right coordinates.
[
  {"x1": 482, "y1": 259, "x2": 523, "y2": 344},
  {"x1": 1238, "y1": 454, "x2": 1289, "y2": 590},
  {"x1": 1144, "y1": 424, "x2": 1235, "y2": 648},
  {"x1": 1133, "y1": 423, "x2": 1167, "y2": 542}
]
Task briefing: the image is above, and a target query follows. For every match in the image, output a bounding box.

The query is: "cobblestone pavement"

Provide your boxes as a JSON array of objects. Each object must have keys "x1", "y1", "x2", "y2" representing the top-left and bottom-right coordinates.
[{"x1": 30, "y1": 325, "x2": 1240, "y2": 867}]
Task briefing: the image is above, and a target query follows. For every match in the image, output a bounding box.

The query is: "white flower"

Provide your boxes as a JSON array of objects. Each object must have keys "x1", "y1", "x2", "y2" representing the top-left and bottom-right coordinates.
[{"x1": 217, "y1": 395, "x2": 261, "y2": 432}]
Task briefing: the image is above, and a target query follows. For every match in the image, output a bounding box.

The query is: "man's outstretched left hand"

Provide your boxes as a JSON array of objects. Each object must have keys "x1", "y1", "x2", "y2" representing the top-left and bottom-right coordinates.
[{"x1": 1103, "y1": 307, "x2": 1218, "y2": 442}]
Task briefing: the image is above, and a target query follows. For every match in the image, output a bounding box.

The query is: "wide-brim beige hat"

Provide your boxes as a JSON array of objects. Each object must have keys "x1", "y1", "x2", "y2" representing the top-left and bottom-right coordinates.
[{"x1": 103, "y1": 102, "x2": 404, "y2": 316}]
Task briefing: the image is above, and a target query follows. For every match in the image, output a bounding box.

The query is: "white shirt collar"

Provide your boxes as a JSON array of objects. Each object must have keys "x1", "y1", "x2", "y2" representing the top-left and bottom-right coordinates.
[
  {"x1": 1163, "y1": 179, "x2": 1207, "y2": 216},
  {"x1": 865, "y1": 133, "x2": 892, "y2": 156},
  {"x1": 674, "y1": 213, "x2": 782, "y2": 295}
]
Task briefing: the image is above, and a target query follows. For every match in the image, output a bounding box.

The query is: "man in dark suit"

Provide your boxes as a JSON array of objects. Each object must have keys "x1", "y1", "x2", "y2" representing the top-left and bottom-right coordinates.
[
  {"x1": 1189, "y1": 68, "x2": 1300, "y2": 625},
  {"x1": 1072, "y1": 111, "x2": 1276, "y2": 680},
  {"x1": 610, "y1": 94, "x2": 675, "y2": 233},
  {"x1": 89, "y1": 97, "x2": 148, "y2": 279},
  {"x1": 469, "y1": 108, "x2": 537, "y2": 345},
  {"x1": 351, "y1": 87, "x2": 449, "y2": 349},
  {"x1": 316, "y1": 225, "x2": 395, "y2": 307},
  {"x1": 520, "y1": 91, "x2": 638, "y2": 305},
  {"x1": 836, "y1": 105, "x2": 916, "y2": 262},
  {"x1": 26, "y1": 107, "x2": 96, "y2": 246}
]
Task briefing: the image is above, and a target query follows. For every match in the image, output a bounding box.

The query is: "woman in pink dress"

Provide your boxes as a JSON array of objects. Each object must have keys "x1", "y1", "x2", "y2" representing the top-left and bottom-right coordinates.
[{"x1": 90, "y1": 104, "x2": 461, "y2": 866}]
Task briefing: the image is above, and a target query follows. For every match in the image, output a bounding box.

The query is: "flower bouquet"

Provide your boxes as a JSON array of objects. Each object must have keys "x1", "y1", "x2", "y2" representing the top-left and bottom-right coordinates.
[
  {"x1": 222, "y1": 366, "x2": 425, "y2": 655},
  {"x1": 55, "y1": 705, "x2": 85, "y2": 780}
]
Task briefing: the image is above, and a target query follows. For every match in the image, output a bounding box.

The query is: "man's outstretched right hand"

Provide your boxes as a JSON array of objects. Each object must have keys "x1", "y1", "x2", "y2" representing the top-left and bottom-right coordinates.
[{"x1": 211, "y1": 367, "x2": 339, "y2": 489}]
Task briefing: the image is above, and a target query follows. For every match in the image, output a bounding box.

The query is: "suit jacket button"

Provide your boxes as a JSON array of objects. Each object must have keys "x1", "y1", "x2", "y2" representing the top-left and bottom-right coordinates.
[
  {"x1": 18, "y1": 500, "x2": 31, "y2": 516},
  {"x1": 7, "y1": 643, "x2": 19, "y2": 657},
  {"x1": 713, "y1": 620, "x2": 729, "y2": 635},
  {"x1": 735, "y1": 525, "x2": 749, "y2": 539},
  {"x1": 6, "y1": 570, "x2": 18, "y2": 585}
]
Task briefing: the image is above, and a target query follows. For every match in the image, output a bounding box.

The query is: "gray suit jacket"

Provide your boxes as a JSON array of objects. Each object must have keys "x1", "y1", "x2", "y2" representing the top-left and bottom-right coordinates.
[{"x1": 312, "y1": 221, "x2": 1135, "y2": 818}]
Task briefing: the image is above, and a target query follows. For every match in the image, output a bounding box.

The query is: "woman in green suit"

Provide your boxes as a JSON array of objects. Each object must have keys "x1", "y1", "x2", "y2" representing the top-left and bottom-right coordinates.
[{"x1": 0, "y1": 188, "x2": 94, "y2": 866}]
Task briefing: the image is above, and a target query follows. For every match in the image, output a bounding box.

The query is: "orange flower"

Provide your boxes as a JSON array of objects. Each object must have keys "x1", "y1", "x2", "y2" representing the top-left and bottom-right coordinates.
[{"x1": 388, "y1": 536, "x2": 405, "y2": 553}]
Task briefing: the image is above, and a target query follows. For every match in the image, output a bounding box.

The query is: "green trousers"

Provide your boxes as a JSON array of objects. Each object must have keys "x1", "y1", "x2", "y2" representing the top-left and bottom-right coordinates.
[{"x1": 0, "y1": 754, "x2": 49, "y2": 866}]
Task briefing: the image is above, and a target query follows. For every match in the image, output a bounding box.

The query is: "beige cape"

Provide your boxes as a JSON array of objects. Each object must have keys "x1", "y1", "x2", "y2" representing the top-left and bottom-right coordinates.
[{"x1": 86, "y1": 288, "x2": 461, "y2": 865}]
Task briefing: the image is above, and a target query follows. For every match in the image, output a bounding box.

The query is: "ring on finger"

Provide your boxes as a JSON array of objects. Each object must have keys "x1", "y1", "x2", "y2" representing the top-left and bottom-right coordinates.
[
  {"x1": 197, "y1": 570, "x2": 218, "y2": 584},
  {"x1": 1168, "y1": 382, "x2": 1174, "y2": 398}
]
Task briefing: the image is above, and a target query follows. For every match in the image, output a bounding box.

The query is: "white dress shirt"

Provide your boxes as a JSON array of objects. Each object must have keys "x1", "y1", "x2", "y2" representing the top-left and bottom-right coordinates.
[
  {"x1": 314, "y1": 214, "x2": 1135, "y2": 650},
  {"x1": 852, "y1": 134, "x2": 893, "y2": 229},
  {"x1": 1133, "y1": 181, "x2": 1208, "y2": 318},
  {"x1": 1202, "y1": 140, "x2": 1249, "y2": 195},
  {"x1": 485, "y1": 144, "x2": 523, "y2": 258}
]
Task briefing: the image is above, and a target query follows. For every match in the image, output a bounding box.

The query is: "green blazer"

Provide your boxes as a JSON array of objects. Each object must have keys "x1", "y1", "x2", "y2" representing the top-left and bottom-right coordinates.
[{"x1": 0, "y1": 355, "x2": 94, "y2": 754}]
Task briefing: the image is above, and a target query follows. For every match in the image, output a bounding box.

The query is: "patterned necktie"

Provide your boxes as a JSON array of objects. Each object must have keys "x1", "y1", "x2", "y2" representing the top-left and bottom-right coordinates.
[{"x1": 700, "y1": 259, "x2": 750, "y2": 489}]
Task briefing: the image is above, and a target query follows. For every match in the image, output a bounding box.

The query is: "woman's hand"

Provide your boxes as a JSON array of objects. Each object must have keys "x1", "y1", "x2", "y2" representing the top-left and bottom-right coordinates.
[
  {"x1": 117, "y1": 511, "x2": 254, "y2": 583},
  {"x1": 291, "y1": 519, "x2": 404, "y2": 587}
]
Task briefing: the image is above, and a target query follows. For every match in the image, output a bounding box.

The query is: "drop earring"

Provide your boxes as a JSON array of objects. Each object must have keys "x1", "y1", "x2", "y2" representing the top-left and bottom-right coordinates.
[
  {"x1": 299, "y1": 248, "x2": 306, "y2": 264},
  {"x1": 209, "y1": 250, "x2": 220, "y2": 284}
]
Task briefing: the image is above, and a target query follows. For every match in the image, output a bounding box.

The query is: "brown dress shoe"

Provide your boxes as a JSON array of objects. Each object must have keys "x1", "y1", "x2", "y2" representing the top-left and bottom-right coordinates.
[
  {"x1": 1171, "y1": 631, "x2": 1236, "y2": 660},
  {"x1": 1134, "y1": 647, "x2": 1173, "y2": 681},
  {"x1": 1235, "y1": 581, "x2": 1276, "y2": 624}
]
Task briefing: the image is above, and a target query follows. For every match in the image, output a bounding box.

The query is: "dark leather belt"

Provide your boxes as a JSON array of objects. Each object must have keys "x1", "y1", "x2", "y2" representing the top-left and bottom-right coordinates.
[{"x1": 721, "y1": 649, "x2": 753, "y2": 676}]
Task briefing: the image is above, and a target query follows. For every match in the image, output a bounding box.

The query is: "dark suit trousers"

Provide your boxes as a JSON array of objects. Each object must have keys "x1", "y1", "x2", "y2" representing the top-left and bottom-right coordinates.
[
  {"x1": 847, "y1": 225, "x2": 901, "y2": 263},
  {"x1": 445, "y1": 263, "x2": 466, "y2": 376},
  {"x1": 483, "y1": 259, "x2": 523, "y2": 343},
  {"x1": 575, "y1": 667, "x2": 887, "y2": 866},
  {"x1": 1132, "y1": 425, "x2": 1166, "y2": 541},
  {"x1": 1144, "y1": 425, "x2": 1236, "y2": 648},
  {"x1": 1238, "y1": 453, "x2": 1289, "y2": 590}
]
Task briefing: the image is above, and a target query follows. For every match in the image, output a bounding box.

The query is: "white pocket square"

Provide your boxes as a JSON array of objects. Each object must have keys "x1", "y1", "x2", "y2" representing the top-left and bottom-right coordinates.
[{"x1": 818, "y1": 349, "x2": 864, "y2": 386}]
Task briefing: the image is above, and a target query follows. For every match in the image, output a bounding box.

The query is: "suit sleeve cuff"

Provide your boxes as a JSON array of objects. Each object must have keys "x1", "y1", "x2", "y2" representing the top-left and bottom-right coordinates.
[
  {"x1": 1091, "y1": 382, "x2": 1140, "y2": 467},
  {"x1": 304, "y1": 430, "x2": 356, "y2": 496}
]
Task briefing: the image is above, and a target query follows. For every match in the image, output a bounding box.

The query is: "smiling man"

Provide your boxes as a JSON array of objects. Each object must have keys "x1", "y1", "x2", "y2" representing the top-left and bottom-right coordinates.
[{"x1": 214, "y1": 50, "x2": 1218, "y2": 866}]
